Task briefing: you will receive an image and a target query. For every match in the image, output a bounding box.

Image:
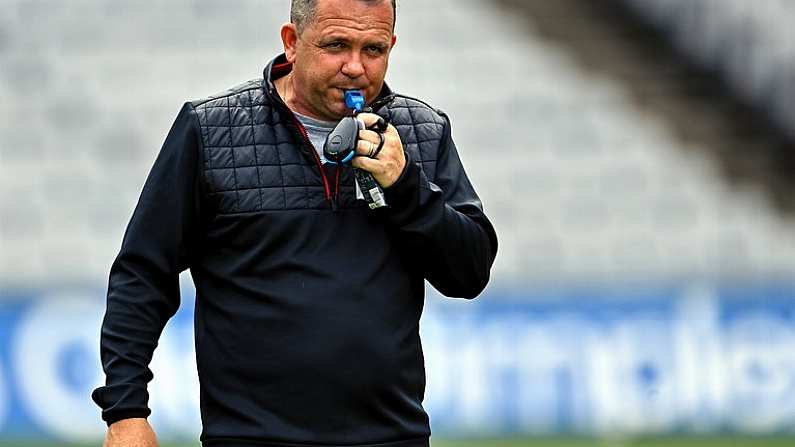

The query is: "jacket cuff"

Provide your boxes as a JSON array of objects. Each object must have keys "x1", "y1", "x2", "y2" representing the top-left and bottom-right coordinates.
[
  {"x1": 103, "y1": 408, "x2": 152, "y2": 426},
  {"x1": 383, "y1": 152, "x2": 421, "y2": 215},
  {"x1": 92, "y1": 383, "x2": 152, "y2": 426}
]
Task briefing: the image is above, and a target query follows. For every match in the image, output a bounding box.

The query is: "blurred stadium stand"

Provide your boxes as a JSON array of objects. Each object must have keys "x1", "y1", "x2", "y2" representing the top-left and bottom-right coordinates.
[
  {"x1": 2, "y1": 0, "x2": 795, "y2": 443},
  {"x1": 490, "y1": 0, "x2": 795, "y2": 284},
  {"x1": 3, "y1": 0, "x2": 795, "y2": 289},
  {"x1": 620, "y1": 0, "x2": 795, "y2": 144}
]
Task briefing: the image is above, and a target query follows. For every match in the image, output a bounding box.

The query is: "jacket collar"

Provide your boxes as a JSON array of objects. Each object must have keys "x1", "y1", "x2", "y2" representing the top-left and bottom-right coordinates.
[{"x1": 262, "y1": 53, "x2": 395, "y2": 111}]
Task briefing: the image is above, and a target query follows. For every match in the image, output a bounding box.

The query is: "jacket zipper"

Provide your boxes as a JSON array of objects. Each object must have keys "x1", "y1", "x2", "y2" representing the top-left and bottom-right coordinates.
[
  {"x1": 292, "y1": 114, "x2": 333, "y2": 203},
  {"x1": 334, "y1": 167, "x2": 341, "y2": 210},
  {"x1": 274, "y1": 96, "x2": 335, "y2": 208}
]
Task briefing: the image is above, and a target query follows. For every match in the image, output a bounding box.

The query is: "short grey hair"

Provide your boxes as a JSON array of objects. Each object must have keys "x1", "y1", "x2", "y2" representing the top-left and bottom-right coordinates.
[{"x1": 291, "y1": 0, "x2": 397, "y2": 34}]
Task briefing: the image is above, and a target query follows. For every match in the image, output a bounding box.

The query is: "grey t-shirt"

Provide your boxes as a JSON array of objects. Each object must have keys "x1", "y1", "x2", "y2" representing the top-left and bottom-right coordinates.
[{"x1": 294, "y1": 111, "x2": 337, "y2": 164}]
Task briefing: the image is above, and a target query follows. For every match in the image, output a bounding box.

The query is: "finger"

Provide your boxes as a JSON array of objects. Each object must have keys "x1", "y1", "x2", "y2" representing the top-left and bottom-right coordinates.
[
  {"x1": 371, "y1": 132, "x2": 385, "y2": 158},
  {"x1": 351, "y1": 154, "x2": 382, "y2": 173},
  {"x1": 385, "y1": 123, "x2": 400, "y2": 137},
  {"x1": 358, "y1": 128, "x2": 381, "y2": 144},
  {"x1": 356, "y1": 138, "x2": 377, "y2": 157},
  {"x1": 356, "y1": 112, "x2": 385, "y2": 129}
]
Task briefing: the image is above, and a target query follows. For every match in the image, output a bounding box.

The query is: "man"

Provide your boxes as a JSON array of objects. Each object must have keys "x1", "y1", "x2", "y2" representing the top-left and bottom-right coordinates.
[{"x1": 92, "y1": 0, "x2": 498, "y2": 446}]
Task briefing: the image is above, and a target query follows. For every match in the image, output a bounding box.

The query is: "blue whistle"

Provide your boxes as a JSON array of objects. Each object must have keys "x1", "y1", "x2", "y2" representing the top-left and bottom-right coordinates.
[
  {"x1": 323, "y1": 90, "x2": 365, "y2": 165},
  {"x1": 344, "y1": 90, "x2": 365, "y2": 112}
]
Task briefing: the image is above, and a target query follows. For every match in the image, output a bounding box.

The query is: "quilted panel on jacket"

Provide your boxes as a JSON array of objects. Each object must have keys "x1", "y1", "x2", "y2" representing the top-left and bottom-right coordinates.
[
  {"x1": 194, "y1": 81, "x2": 446, "y2": 214},
  {"x1": 381, "y1": 96, "x2": 446, "y2": 183}
]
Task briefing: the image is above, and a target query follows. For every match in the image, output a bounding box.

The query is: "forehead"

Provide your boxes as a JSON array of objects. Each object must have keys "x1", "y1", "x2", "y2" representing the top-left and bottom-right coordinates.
[{"x1": 310, "y1": 0, "x2": 394, "y2": 35}]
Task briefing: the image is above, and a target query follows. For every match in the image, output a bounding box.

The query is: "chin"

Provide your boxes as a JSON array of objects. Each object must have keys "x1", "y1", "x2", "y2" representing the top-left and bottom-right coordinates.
[{"x1": 326, "y1": 103, "x2": 351, "y2": 118}]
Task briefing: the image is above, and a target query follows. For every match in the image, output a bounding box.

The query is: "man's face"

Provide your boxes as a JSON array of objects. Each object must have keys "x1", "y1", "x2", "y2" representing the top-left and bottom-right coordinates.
[{"x1": 282, "y1": 0, "x2": 396, "y2": 121}]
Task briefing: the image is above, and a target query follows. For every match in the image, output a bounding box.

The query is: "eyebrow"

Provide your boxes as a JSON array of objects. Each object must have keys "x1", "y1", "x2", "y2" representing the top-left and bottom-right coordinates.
[
  {"x1": 318, "y1": 33, "x2": 390, "y2": 45},
  {"x1": 318, "y1": 35, "x2": 348, "y2": 43}
]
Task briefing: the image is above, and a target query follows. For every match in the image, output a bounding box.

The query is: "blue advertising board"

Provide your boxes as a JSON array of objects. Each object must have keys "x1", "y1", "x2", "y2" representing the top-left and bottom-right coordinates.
[{"x1": 1, "y1": 281, "x2": 794, "y2": 442}]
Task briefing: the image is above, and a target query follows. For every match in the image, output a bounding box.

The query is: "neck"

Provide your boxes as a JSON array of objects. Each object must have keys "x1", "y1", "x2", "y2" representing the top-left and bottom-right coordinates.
[
  {"x1": 275, "y1": 72, "x2": 295, "y2": 110},
  {"x1": 275, "y1": 73, "x2": 318, "y2": 120}
]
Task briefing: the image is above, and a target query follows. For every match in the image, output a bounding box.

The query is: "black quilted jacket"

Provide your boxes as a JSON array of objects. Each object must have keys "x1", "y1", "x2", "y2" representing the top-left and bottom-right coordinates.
[{"x1": 92, "y1": 54, "x2": 498, "y2": 447}]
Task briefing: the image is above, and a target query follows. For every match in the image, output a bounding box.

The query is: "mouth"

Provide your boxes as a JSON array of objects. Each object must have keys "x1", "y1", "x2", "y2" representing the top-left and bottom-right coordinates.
[{"x1": 336, "y1": 86, "x2": 367, "y2": 93}]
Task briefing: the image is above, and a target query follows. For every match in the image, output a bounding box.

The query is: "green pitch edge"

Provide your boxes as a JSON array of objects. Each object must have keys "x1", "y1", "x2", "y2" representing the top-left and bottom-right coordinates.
[
  {"x1": 433, "y1": 438, "x2": 795, "y2": 447},
  {"x1": 4, "y1": 437, "x2": 795, "y2": 447}
]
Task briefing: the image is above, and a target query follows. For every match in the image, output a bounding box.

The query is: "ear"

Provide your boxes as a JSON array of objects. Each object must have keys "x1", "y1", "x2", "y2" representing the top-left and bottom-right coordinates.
[{"x1": 281, "y1": 23, "x2": 299, "y2": 63}]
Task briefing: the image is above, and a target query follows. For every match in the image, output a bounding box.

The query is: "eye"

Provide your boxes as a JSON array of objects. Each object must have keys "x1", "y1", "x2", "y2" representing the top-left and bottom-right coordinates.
[
  {"x1": 323, "y1": 41, "x2": 346, "y2": 51},
  {"x1": 365, "y1": 45, "x2": 386, "y2": 56}
]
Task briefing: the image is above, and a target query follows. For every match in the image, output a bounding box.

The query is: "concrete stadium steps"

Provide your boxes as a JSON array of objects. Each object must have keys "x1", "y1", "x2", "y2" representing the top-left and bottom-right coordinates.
[
  {"x1": 484, "y1": 0, "x2": 795, "y2": 283},
  {"x1": 2, "y1": 0, "x2": 795, "y2": 288}
]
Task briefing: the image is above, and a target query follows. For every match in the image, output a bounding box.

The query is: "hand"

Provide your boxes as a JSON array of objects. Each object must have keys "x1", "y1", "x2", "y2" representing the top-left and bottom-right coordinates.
[
  {"x1": 103, "y1": 418, "x2": 158, "y2": 447},
  {"x1": 351, "y1": 113, "x2": 406, "y2": 188}
]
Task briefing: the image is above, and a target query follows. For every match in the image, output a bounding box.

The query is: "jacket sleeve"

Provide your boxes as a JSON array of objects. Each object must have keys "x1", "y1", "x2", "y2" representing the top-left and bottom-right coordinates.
[
  {"x1": 91, "y1": 102, "x2": 204, "y2": 425},
  {"x1": 383, "y1": 111, "x2": 498, "y2": 298}
]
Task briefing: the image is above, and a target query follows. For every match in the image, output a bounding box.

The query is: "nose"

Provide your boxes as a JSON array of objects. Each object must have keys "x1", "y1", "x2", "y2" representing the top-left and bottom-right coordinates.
[{"x1": 341, "y1": 54, "x2": 365, "y2": 79}]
